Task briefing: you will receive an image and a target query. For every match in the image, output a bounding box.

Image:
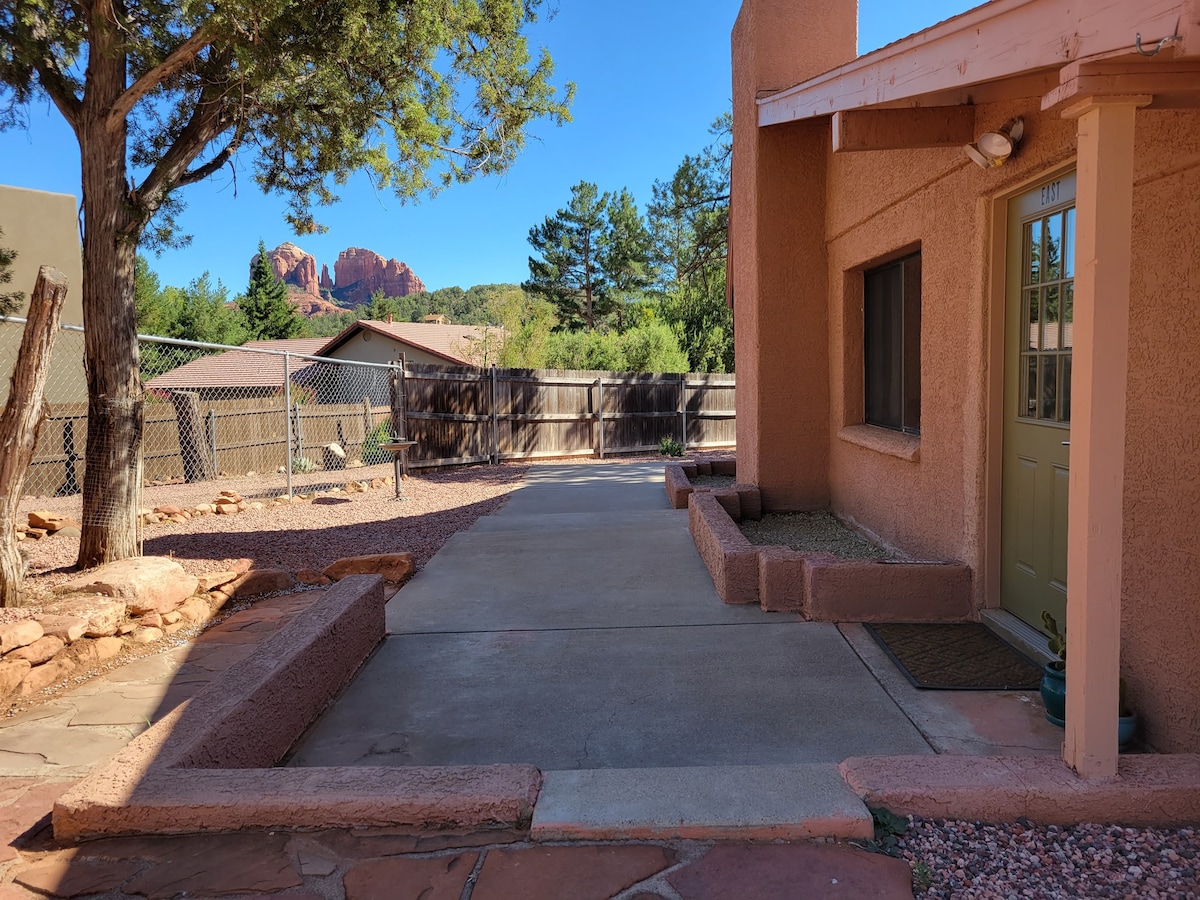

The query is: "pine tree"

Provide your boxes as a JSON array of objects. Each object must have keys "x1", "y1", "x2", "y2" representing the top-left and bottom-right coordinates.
[
  {"x1": 0, "y1": 227, "x2": 23, "y2": 316},
  {"x1": 524, "y1": 182, "x2": 613, "y2": 331},
  {"x1": 241, "y1": 243, "x2": 303, "y2": 340},
  {"x1": 601, "y1": 188, "x2": 655, "y2": 330}
]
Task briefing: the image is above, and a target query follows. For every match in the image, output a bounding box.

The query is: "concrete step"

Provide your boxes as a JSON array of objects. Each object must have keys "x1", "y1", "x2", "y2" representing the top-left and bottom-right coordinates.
[{"x1": 530, "y1": 764, "x2": 873, "y2": 842}]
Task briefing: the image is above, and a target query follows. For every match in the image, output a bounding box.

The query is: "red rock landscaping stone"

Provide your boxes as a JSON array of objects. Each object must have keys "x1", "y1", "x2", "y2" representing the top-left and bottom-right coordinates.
[
  {"x1": 14, "y1": 858, "x2": 142, "y2": 897},
  {"x1": 472, "y1": 845, "x2": 677, "y2": 900},
  {"x1": 119, "y1": 833, "x2": 302, "y2": 899},
  {"x1": 54, "y1": 556, "x2": 198, "y2": 616},
  {"x1": 230, "y1": 568, "x2": 296, "y2": 598},
  {"x1": 343, "y1": 853, "x2": 478, "y2": 900},
  {"x1": 324, "y1": 552, "x2": 415, "y2": 583},
  {"x1": 666, "y1": 842, "x2": 915, "y2": 900}
]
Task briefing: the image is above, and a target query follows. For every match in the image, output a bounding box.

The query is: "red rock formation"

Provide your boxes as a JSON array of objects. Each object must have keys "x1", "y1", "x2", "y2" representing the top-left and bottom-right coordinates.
[
  {"x1": 333, "y1": 247, "x2": 426, "y2": 306},
  {"x1": 257, "y1": 243, "x2": 320, "y2": 297},
  {"x1": 285, "y1": 287, "x2": 344, "y2": 317},
  {"x1": 320, "y1": 264, "x2": 334, "y2": 292}
]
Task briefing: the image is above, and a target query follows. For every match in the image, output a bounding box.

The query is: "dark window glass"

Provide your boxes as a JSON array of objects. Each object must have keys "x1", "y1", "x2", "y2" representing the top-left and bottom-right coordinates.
[{"x1": 864, "y1": 254, "x2": 921, "y2": 434}]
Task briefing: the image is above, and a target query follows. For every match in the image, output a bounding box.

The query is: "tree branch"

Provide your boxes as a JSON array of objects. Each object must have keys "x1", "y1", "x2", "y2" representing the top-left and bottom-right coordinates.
[
  {"x1": 33, "y1": 60, "x2": 83, "y2": 130},
  {"x1": 108, "y1": 27, "x2": 210, "y2": 133}
]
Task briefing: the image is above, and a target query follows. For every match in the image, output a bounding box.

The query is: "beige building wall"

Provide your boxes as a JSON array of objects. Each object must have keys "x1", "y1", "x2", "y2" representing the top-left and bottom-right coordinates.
[
  {"x1": 0, "y1": 185, "x2": 84, "y2": 325},
  {"x1": 0, "y1": 186, "x2": 87, "y2": 407},
  {"x1": 324, "y1": 332, "x2": 459, "y2": 368}
]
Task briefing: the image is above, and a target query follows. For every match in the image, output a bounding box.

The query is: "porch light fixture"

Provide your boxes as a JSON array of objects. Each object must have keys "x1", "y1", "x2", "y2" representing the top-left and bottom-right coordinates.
[{"x1": 963, "y1": 117, "x2": 1024, "y2": 169}]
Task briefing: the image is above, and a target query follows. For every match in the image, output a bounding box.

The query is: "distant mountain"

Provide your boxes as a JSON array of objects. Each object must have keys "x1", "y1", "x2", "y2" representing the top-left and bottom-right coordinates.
[{"x1": 256, "y1": 243, "x2": 427, "y2": 316}]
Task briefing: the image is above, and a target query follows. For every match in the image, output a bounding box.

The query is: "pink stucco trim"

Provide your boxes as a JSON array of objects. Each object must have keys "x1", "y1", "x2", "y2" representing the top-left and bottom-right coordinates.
[
  {"x1": 840, "y1": 754, "x2": 1200, "y2": 826},
  {"x1": 53, "y1": 576, "x2": 542, "y2": 840},
  {"x1": 689, "y1": 486, "x2": 973, "y2": 620}
]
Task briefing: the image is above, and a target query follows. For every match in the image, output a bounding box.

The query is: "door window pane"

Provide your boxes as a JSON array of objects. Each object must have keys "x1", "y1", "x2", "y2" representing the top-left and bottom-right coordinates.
[
  {"x1": 1018, "y1": 198, "x2": 1074, "y2": 424},
  {"x1": 1026, "y1": 220, "x2": 1042, "y2": 285},
  {"x1": 1026, "y1": 290, "x2": 1040, "y2": 350},
  {"x1": 1043, "y1": 285, "x2": 1060, "y2": 350},
  {"x1": 1061, "y1": 356, "x2": 1072, "y2": 423},
  {"x1": 1044, "y1": 213, "x2": 1063, "y2": 282},
  {"x1": 1040, "y1": 355, "x2": 1058, "y2": 420},
  {"x1": 1064, "y1": 208, "x2": 1076, "y2": 278},
  {"x1": 1062, "y1": 285, "x2": 1073, "y2": 349}
]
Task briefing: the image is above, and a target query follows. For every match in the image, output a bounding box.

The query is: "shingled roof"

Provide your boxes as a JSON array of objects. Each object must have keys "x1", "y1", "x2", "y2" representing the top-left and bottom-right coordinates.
[
  {"x1": 316, "y1": 320, "x2": 503, "y2": 365},
  {"x1": 145, "y1": 338, "x2": 329, "y2": 391}
]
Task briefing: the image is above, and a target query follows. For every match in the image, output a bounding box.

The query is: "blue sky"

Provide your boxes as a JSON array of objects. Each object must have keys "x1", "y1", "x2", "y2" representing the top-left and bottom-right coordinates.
[{"x1": 0, "y1": 1, "x2": 976, "y2": 295}]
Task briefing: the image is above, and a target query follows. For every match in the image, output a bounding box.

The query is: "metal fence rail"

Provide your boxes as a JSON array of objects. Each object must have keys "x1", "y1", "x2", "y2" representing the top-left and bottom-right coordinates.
[{"x1": 1, "y1": 318, "x2": 735, "y2": 500}]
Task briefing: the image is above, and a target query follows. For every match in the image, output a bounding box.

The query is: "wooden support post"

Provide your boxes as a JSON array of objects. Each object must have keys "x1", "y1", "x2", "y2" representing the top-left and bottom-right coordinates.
[
  {"x1": 391, "y1": 355, "x2": 408, "y2": 475},
  {"x1": 170, "y1": 390, "x2": 217, "y2": 483},
  {"x1": 0, "y1": 267, "x2": 68, "y2": 607},
  {"x1": 207, "y1": 409, "x2": 217, "y2": 475},
  {"x1": 1061, "y1": 94, "x2": 1148, "y2": 779}
]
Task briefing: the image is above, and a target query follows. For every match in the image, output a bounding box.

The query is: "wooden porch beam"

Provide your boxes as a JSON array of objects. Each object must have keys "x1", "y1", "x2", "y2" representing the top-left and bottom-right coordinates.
[
  {"x1": 1043, "y1": 62, "x2": 1200, "y2": 111},
  {"x1": 1061, "y1": 94, "x2": 1150, "y2": 780},
  {"x1": 831, "y1": 106, "x2": 975, "y2": 153},
  {"x1": 759, "y1": 0, "x2": 1187, "y2": 127}
]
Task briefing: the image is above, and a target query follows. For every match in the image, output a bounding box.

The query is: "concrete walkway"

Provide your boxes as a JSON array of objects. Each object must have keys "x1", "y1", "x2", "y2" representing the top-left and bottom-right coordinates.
[{"x1": 288, "y1": 463, "x2": 932, "y2": 834}]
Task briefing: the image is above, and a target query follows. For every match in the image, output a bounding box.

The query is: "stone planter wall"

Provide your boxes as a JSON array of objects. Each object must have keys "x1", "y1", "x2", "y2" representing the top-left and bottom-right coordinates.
[
  {"x1": 687, "y1": 483, "x2": 973, "y2": 622},
  {"x1": 664, "y1": 458, "x2": 739, "y2": 510}
]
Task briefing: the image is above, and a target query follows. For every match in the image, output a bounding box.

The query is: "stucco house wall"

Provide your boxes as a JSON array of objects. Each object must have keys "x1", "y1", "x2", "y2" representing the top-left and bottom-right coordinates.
[
  {"x1": 323, "y1": 332, "x2": 454, "y2": 368},
  {"x1": 731, "y1": 0, "x2": 1200, "y2": 756}
]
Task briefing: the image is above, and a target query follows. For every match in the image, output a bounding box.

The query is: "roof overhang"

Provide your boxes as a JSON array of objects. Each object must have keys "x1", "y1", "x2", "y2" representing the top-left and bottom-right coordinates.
[{"x1": 757, "y1": 0, "x2": 1200, "y2": 145}]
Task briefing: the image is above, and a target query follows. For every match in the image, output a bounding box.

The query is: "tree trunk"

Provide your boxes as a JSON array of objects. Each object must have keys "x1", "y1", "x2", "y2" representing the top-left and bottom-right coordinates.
[
  {"x1": 76, "y1": 22, "x2": 143, "y2": 567},
  {"x1": 0, "y1": 268, "x2": 69, "y2": 607},
  {"x1": 170, "y1": 391, "x2": 216, "y2": 482}
]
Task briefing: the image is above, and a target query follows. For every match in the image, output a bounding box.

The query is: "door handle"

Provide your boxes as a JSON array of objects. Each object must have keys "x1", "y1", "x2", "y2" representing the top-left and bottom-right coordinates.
[{"x1": 1062, "y1": 441, "x2": 1070, "y2": 447}]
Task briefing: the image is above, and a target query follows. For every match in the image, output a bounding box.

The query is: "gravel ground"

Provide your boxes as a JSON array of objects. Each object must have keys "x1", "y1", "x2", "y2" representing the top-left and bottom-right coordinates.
[
  {"x1": 692, "y1": 474, "x2": 736, "y2": 489},
  {"x1": 739, "y1": 510, "x2": 892, "y2": 559},
  {"x1": 18, "y1": 461, "x2": 531, "y2": 599},
  {"x1": 898, "y1": 818, "x2": 1200, "y2": 898}
]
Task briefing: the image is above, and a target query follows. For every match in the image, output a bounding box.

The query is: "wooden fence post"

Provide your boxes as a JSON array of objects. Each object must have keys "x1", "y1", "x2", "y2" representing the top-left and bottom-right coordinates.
[
  {"x1": 170, "y1": 390, "x2": 217, "y2": 483},
  {"x1": 207, "y1": 409, "x2": 217, "y2": 475},
  {"x1": 0, "y1": 266, "x2": 68, "y2": 607},
  {"x1": 679, "y1": 373, "x2": 688, "y2": 450},
  {"x1": 596, "y1": 377, "x2": 605, "y2": 459},
  {"x1": 60, "y1": 419, "x2": 80, "y2": 496},
  {"x1": 491, "y1": 364, "x2": 499, "y2": 465}
]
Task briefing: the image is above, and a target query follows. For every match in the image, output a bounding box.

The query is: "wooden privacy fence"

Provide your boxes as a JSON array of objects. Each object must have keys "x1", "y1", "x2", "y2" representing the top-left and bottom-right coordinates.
[
  {"x1": 400, "y1": 363, "x2": 736, "y2": 469},
  {"x1": 18, "y1": 357, "x2": 734, "y2": 497}
]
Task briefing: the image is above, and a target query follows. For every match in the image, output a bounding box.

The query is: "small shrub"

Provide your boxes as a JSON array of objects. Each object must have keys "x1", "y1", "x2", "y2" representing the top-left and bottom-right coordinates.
[
  {"x1": 659, "y1": 436, "x2": 685, "y2": 457},
  {"x1": 362, "y1": 421, "x2": 394, "y2": 465},
  {"x1": 291, "y1": 455, "x2": 316, "y2": 474}
]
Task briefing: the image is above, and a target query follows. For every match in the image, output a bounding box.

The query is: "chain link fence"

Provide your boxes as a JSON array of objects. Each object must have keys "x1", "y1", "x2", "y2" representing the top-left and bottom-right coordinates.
[{"x1": 1, "y1": 318, "x2": 404, "y2": 505}]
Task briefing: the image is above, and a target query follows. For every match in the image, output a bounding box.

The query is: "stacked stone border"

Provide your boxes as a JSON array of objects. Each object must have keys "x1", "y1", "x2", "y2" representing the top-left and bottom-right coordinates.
[
  {"x1": 674, "y1": 463, "x2": 973, "y2": 621},
  {"x1": 52, "y1": 575, "x2": 540, "y2": 840}
]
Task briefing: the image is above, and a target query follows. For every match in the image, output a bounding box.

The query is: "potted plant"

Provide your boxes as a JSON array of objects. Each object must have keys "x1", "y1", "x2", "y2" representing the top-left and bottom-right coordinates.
[{"x1": 1039, "y1": 611, "x2": 1138, "y2": 748}]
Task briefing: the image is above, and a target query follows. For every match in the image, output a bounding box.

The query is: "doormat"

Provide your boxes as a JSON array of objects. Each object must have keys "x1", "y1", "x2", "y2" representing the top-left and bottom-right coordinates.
[{"x1": 864, "y1": 623, "x2": 1043, "y2": 690}]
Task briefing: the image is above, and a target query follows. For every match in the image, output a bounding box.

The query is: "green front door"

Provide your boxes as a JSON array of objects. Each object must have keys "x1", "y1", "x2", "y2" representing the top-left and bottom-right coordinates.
[{"x1": 1000, "y1": 174, "x2": 1076, "y2": 629}]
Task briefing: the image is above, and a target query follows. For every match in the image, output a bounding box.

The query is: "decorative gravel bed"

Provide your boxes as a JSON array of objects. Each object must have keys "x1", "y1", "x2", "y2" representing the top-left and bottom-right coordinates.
[
  {"x1": 691, "y1": 474, "x2": 736, "y2": 489},
  {"x1": 738, "y1": 510, "x2": 893, "y2": 560},
  {"x1": 898, "y1": 818, "x2": 1200, "y2": 898}
]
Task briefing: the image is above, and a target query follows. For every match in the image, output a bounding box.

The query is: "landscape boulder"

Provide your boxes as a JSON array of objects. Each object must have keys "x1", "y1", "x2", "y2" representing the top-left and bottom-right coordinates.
[
  {"x1": 8, "y1": 636, "x2": 65, "y2": 666},
  {"x1": 54, "y1": 557, "x2": 199, "y2": 616},
  {"x1": 35, "y1": 615, "x2": 88, "y2": 643},
  {"x1": 0, "y1": 620, "x2": 44, "y2": 654},
  {"x1": 323, "y1": 552, "x2": 415, "y2": 583},
  {"x1": 38, "y1": 597, "x2": 126, "y2": 638},
  {"x1": 230, "y1": 569, "x2": 296, "y2": 599},
  {"x1": 18, "y1": 657, "x2": 74, "y2": 696},
  {"x1": 27, "y1": 510, "x2": 80, "y2": 532},
  {"x1": 0, "y1": 659, "x2": 31, "y2": 698}
]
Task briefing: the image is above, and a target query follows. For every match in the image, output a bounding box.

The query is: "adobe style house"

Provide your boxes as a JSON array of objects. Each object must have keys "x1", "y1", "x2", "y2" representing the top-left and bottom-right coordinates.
[{"x1": 730, "y1": 0, "x2": 1199, "y2": 776}]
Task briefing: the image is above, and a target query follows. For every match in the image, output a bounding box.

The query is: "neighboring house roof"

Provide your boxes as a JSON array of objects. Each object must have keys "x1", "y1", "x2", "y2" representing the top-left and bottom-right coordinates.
[
  {"x1": 145, "y1": 338, "x2": 328, "y2": 391},
  {"x1": 757, "y1": 0, "x2": 1196, "y2": 127},
  {"x1": 316, "y1": 320, "x2": 503, "y2": 366}
]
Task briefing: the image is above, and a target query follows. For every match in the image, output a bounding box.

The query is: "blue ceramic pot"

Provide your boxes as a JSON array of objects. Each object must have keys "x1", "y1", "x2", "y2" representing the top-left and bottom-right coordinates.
[{"x1": 1041, "y1": 663, "x2": 1066, "y2": 726}]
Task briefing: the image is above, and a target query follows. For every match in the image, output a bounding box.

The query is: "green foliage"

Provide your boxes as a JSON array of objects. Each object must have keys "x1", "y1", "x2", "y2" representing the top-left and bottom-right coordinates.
[
  {"x1": 647, "y1": 113, "x2": 734, "y2": 372},
  {"x1": 863, "y1": 806, "x2": 909, "y2": 857},
  {"x1": 0, "y1": 226, "x2": 23, "y2": 316},
  {"x1": 240, "y1": 241, "x2": 305, "y2": 340},
  {"x1": 167, "y1": 274, "x2": 247, "y2": 347},
  {"x1": 536, "y1": 323, "x2": 688, "y2": 373},
  {"x1": 911, "y1": 860, "x2": 933, "y2": 890},
  {"x1": 1041, "y1": 611, "x2": 1066, "y2": 664},
  {"x1": 659, "y1": 436, "x2": 684, "y2": 457},
  {"x1": 1, "y1": 1, "x2": 574, "y2": 239},
  {"x1": 525, "y1": 181, "x2": 615, "y2": 331},
  {"x1": 361, "y1": 421, "x2": 394, "y2": 465},
  {"x1": 291, "y1": 455, "x2": 316, "y2": 474}
]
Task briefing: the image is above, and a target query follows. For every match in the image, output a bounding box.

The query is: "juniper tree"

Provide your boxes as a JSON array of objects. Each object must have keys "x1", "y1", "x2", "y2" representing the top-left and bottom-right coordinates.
[
  {"x1": 0, "y1": 0, "x2": 573, "y2": 565},
  {"x1": 242, "y1": 242, "x2": 301, "y2": 340}
]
